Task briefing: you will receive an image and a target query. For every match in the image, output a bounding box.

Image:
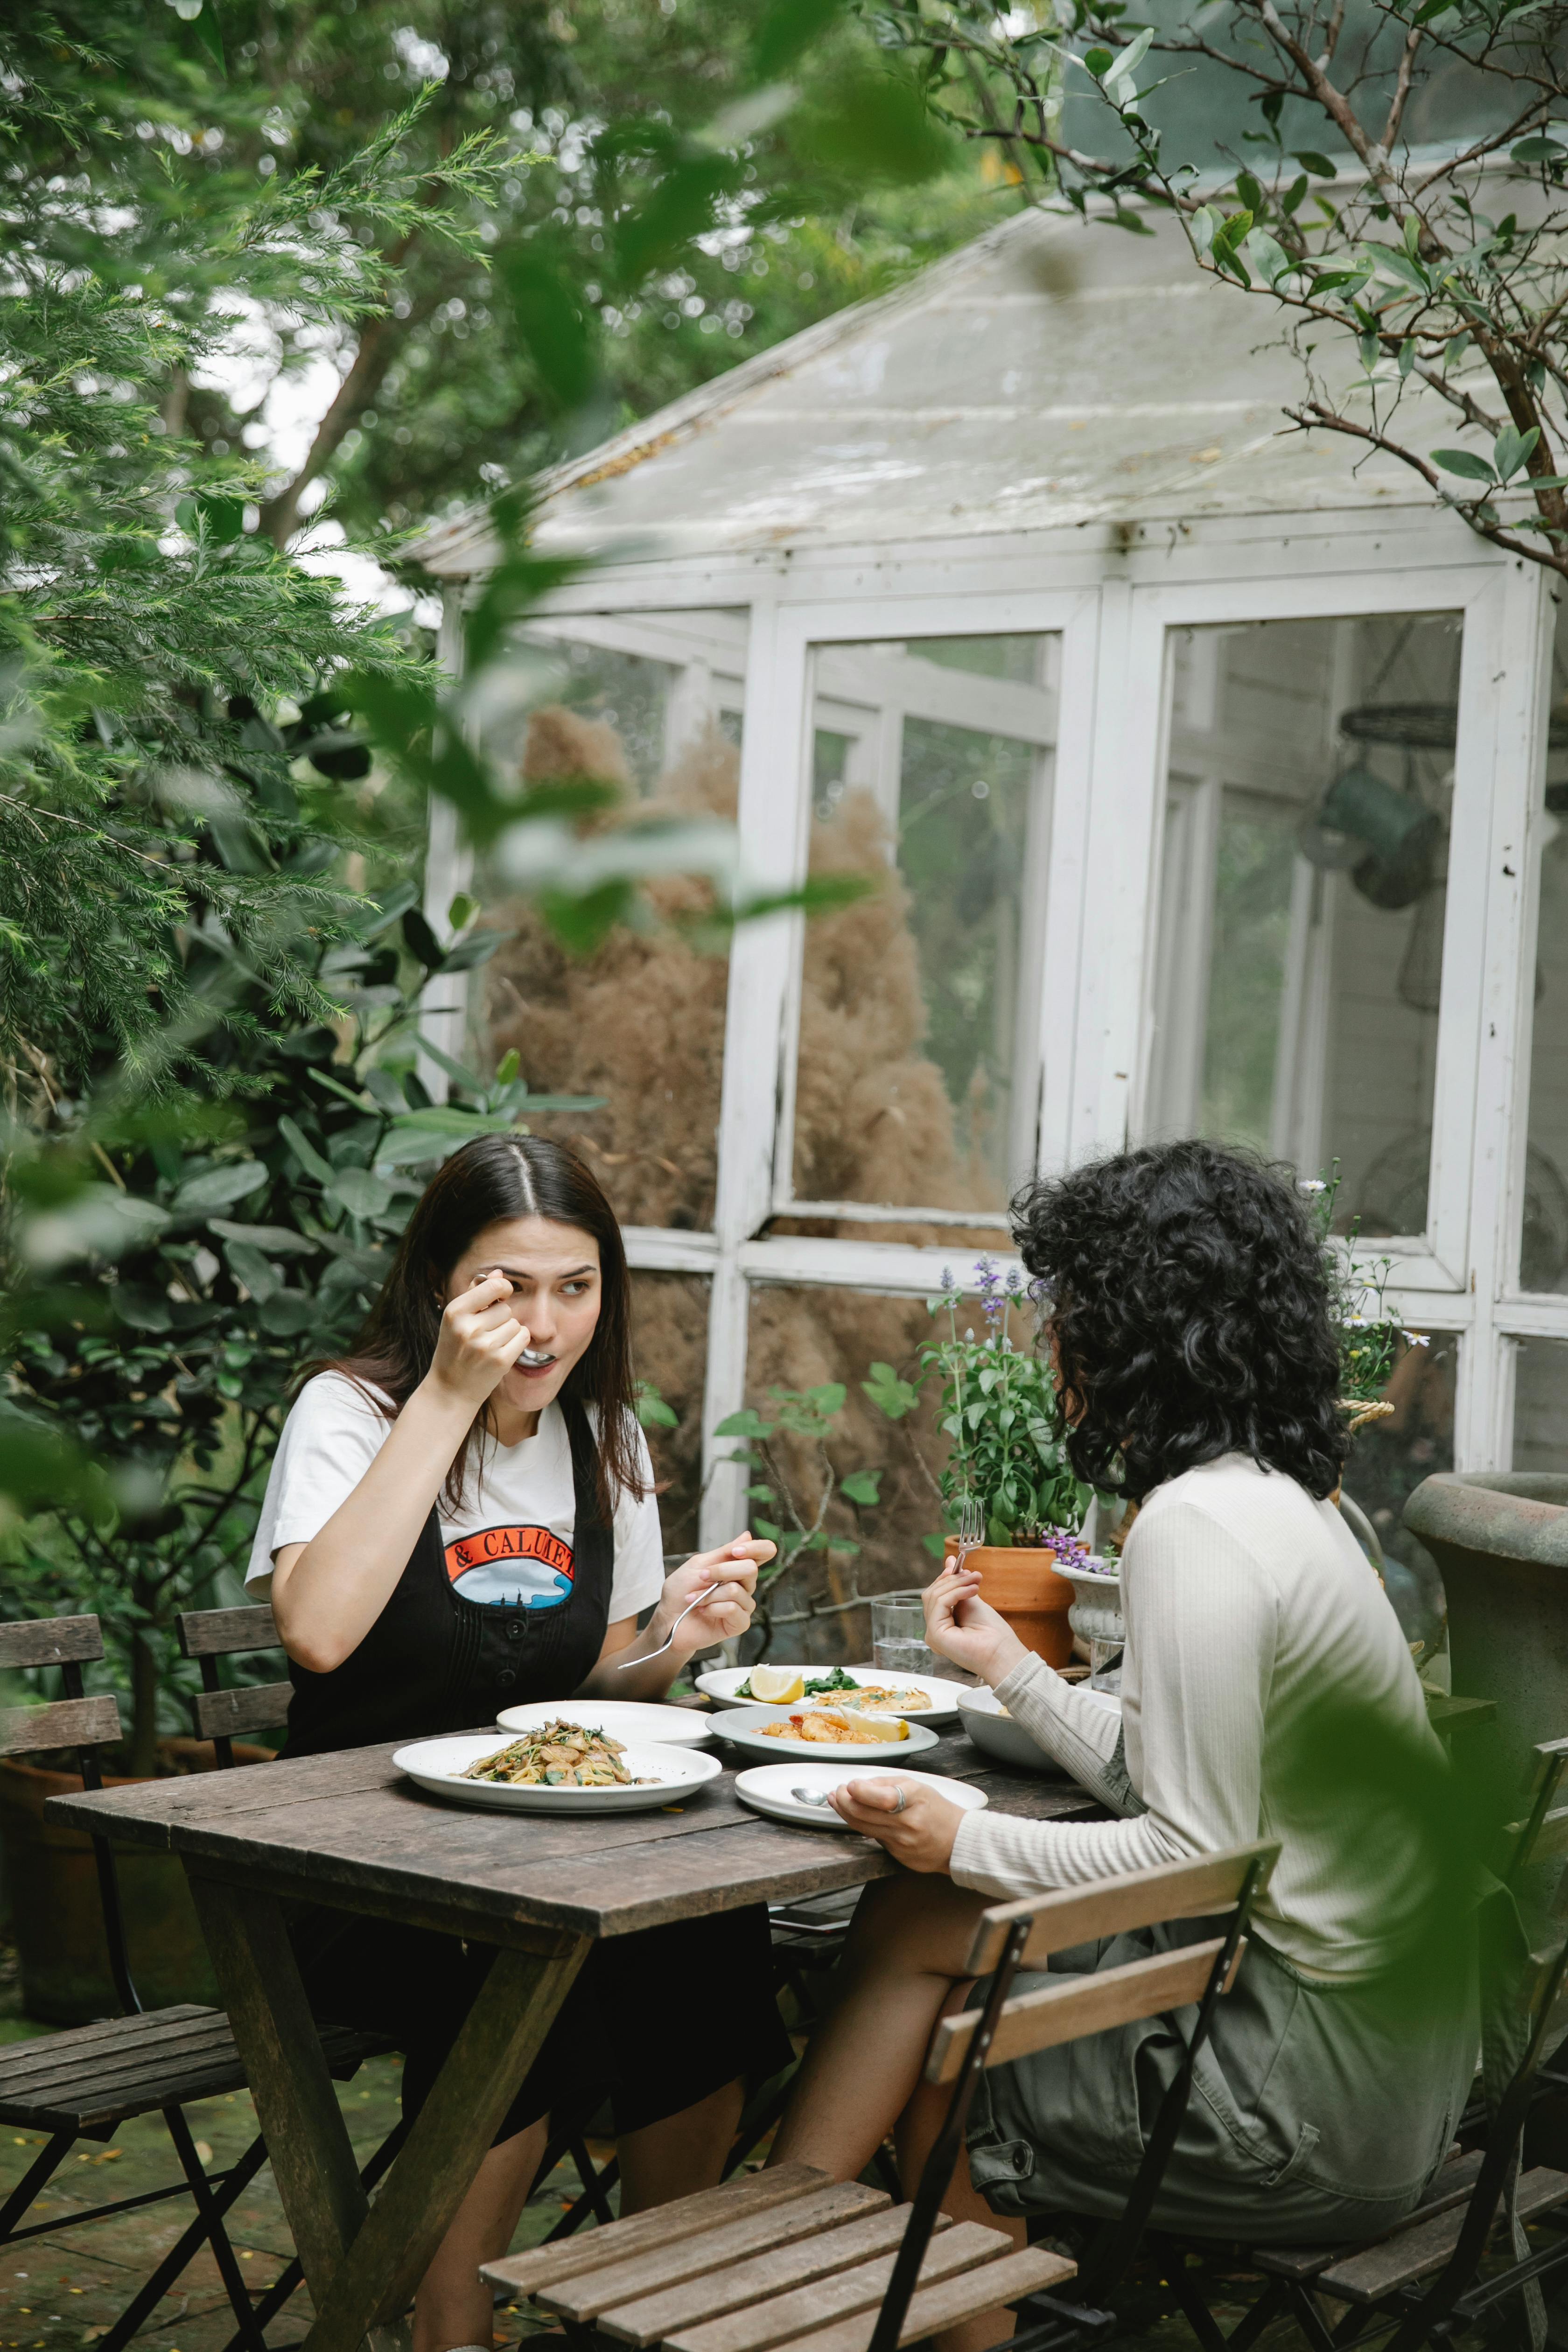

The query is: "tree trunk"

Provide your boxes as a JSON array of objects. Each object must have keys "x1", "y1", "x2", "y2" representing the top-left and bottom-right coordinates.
[{"x1": 128, "y1": 1622, "x2": 161, "y2": 1779}]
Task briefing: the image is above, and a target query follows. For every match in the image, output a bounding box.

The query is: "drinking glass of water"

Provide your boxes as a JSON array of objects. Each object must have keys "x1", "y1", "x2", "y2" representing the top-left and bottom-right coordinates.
[{"x1": 869, "y1": 1590, "x2": 974, "y2": 1684}]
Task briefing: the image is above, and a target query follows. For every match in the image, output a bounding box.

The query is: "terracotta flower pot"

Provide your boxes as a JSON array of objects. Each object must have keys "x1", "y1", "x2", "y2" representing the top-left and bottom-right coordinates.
[
  {"x1": 944, "y1": 1539, "x2": 1076, "y2": 1668},
  {"x1": 0, "y1": 1737, "x2": 273, "y2": 2024}
]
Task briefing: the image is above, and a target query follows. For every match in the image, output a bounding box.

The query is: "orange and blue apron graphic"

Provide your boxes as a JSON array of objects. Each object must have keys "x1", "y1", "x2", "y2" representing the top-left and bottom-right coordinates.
[{"x1": 443, "y1": 1524, "x2": 575, "y2": 1608}]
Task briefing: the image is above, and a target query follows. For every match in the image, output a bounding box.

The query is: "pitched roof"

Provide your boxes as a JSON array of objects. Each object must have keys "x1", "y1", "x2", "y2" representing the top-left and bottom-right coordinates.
[{"x1": 407, "y1": 200, "x2": 1441, "y2": 579}]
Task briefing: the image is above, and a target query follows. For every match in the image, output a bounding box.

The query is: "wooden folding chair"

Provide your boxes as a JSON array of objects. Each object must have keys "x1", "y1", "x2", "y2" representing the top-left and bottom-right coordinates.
[
  {"x1": 0, "y1": 1612, "x2": 390, "y2": 2352},
  {"x1": 1155, "y1": 1735, "x2": 1568, "y2": 2352},
  {"x1": 480, "y1": 1838, "x2": 1277, "y2": 2352}
]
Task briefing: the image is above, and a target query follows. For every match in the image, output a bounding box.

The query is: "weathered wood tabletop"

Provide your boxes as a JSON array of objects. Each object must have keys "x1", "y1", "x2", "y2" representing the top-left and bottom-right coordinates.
[{"x1": 50, "y1": 1728, "x2": 1101, "y2": 2352}]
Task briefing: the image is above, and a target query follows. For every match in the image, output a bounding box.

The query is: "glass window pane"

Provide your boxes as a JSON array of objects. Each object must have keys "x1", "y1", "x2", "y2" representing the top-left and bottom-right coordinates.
[
  {"x1": 1520, "y1": 601, "x2": 1568, "y2": 1292},
  {"x1": 1147, "y1": 613, "x2": 1463, "y2": 1236},
  {"x1": 467, "y1": 610, "x2": 746, "y2": 1231},
  {"x1": 793, "y1": 633, "x2": 1058, "y2": 1214},
  {"x1": 742, "y1": 1282, "x2": 954, "y2": 1669},
  {"x1": 1512, "y1": 1337, "x2": 1568, "y2": 1471},
  {"x1": 631, "y1": 1272, "x2": 709, "y2": 1558},
  {"x1": 1342, "y1": 1330, "x2": 1458, "y2": 1680}
]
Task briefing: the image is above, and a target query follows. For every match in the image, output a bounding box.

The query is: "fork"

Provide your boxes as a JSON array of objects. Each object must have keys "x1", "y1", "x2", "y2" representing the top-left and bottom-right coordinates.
[
  {"x1": 618, "y1": 1582, "x2": 722, "y2": 1667},
  {"x1": 950, "y1": 1493, "x2": 985, "y2": 1573}
]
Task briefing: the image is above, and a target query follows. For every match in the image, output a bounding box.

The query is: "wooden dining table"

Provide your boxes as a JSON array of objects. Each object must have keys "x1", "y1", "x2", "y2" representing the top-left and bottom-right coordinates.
[{"x1": 50, "y1": 1725, "x2": 1101, "y2": 2352}]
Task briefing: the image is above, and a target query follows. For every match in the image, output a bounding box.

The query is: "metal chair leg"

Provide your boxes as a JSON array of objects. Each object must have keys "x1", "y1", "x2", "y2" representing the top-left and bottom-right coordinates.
[
  {"x1": 93, "y1": 2128, "x2": 272, "y2": 2352},
  {"x1": 0, "y1": 2132, "x2": 72, "y2": 2240}
]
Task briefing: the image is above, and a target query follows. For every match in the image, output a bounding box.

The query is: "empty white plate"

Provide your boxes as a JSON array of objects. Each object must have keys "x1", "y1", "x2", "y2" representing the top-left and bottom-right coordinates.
[
  {"x1": 707, "y1": 1705, "x2": 943, "y2": 1766},
  {"x1": 695, "y1": 1665, "x2": 962, "y2": 1725},
  {"x1": 735, "y1": 1762, "x2": 989, "y2": 1832},
  {"x1": 496, "y1": 1699, "x2": 713, "y2": 1748},
  {"x1": 394, "y1": 1731, "x2": 722, "y2": 1813}
]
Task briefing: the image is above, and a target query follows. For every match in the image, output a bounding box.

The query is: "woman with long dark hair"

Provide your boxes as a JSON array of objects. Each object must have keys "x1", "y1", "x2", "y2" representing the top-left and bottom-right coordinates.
[
  {"x1": 770, "y1": 1142, "x2": 1474, "y2": 2341},
  {"x1": 247, "y1": 1132, "x2": 789, "y2": 2352}
]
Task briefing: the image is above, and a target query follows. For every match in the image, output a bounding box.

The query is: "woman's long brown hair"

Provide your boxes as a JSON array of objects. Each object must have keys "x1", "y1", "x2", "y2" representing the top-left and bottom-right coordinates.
[{"x1": 312, "y1": 1133, "x2": 647, "y2": 1525}]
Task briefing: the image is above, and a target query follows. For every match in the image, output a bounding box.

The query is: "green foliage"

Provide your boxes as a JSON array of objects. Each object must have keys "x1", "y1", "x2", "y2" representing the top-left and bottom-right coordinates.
[
  {"x1": 1304, "y1": 1165, "x2": 1415, "y2": 1410},
  {"x1": 0, "y1": 16, "x2": 493, "y2": 1087},
  {"x1": 885, "y1": 0, "x2": 1568, "y2": 581},
  {"x1": 634, "y1": 1379, "x2": 679, "y2": 1431},
  {"x1": 903, "y1": 1259, "x2": 1090, "y2": 1545},
  {"x1": 713, "y1": 1383, "x2": 882, "y2": 1586},
  {"x1": 1, "y1": 888, "x2": 603, "y2": 1772}
]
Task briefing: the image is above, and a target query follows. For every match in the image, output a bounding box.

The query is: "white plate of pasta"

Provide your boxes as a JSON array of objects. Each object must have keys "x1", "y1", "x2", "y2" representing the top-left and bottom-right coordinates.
[{"x1": 394, "y1": 1723, "x2": 722, "y2": 1813}]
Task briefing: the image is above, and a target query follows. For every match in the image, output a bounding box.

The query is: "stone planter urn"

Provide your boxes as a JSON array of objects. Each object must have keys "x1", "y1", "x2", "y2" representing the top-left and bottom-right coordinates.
[
  {"x1": 1055, "y1": 1557, "x2": 1125, "y2": 1689},
  {"x1": 1403, "y1": 1471, "x2": 1568, "y2": 1782}
]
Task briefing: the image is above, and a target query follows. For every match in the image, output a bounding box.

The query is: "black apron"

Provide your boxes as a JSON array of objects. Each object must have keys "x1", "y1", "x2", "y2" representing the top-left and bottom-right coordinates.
[
  {"x1": 283, "y1": 1394, "x2": 614, "y2": 1758},
  {"x1": 282, "y1": 1392, "x2": 795, "y2": 2137}
]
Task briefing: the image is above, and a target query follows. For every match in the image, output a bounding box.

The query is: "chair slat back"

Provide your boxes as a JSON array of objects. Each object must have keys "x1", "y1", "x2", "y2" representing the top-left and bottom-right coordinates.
[
  {"x1": 189, "y1": 1683, "x2": 292, "y2": 1743},
  {"x1": 0, "y1": 1615, "x2": 104, "y2": 1672},
  {"x1": 0, "y1": 1691, "x2": 122, "y2": 1758},
  {"x1": 927, "y1": 1934, "x2": 1245, "y2": 2084},
  {"x1": 963, "y1": 1839, "x2": 1278, "y2": 1975},
  {"x1": 1, "y1": 1610, "x2": 139, "y2": 2015},
  {"x1": 174, "y1": 1604, "x2": 289, "y2": 1766},
  {"x1": 1508, "y1": 1804, "x2": 1568, "y2": 1870},
  {"x1": 175, "y1": 1604, "x2": 281, "y2": 1659}
]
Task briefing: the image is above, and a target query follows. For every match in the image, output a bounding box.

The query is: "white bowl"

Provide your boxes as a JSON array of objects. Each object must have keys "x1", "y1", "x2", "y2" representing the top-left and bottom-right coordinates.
[
  {"x1": 734, "y1": 1762, "x2": 989, "y2": 1832},
  {"x1": 496, "y1": 1699, "x2": 713, "y2": 1748},
  {"x1": 694, "y1": 1665, "x2": 961, "y2": 1725},
  {"x1": 956, "y1": 1683, "x2": 1122, "y2": 1774},
  {"x1": 956, "y1": 1686, "x2": 1067, "y2": 1773},
  {"x1": 394, "y1": 1731, "x2": 722, "y2": 1813},
  {"x1": 707, "y1": 1704, "x2": 943, "y2": 1766}
]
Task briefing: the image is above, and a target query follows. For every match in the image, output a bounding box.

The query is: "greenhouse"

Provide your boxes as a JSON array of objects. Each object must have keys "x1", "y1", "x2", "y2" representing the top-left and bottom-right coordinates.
[{"x1": 410, "y1": 196, "x2": 1568, "y2": 1618}]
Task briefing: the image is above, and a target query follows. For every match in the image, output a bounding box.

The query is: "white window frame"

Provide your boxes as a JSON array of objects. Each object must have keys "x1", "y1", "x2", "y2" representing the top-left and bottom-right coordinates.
[{"x1": 426, "y1": 529, "x2": 1556, "y2": 1541}]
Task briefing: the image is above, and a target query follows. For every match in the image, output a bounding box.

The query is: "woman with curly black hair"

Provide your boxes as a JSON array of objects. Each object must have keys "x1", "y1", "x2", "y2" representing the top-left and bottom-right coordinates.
[{"x1": 771, "y1": 1142, "x2": 1473, "y2": 2334}]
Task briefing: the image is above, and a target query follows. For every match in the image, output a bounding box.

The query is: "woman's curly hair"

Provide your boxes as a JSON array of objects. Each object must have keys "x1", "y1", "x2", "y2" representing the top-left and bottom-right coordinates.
[{"x1": 1011, "y1": 1141, "x2": 1345, "y2": 1503}]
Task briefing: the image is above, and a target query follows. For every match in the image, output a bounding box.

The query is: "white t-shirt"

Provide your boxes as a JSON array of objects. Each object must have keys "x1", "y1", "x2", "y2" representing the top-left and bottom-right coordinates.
[{"x1": 246, "y1": 1372, "x2": 666, "y2": 1624}]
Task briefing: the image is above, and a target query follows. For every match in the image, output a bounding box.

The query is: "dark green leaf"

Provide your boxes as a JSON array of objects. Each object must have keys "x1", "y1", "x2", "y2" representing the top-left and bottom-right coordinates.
[
  {"x1": 402, "y1": 907, "x2": 446, "y2": 970},
  {"x1": 172, "y1": 1160, "x2": 267, "y2": 1213},
  {"x1": 278, "y1": 1115, "x2": 336, "y2": 1185},
  {"x1": 840, "y1": 1469, "x2": 882, "y2": 1506},
  {"x1": 754, "y1": 0, "x2": 847, "y2": 77},
  {"x1": 613, "y1": 154, "x2": 742, "y2": 287},
  {"x1": 1431, "y1": 447, "x2": 1498, "y2": 483},
  {"x1": 1293, "y1": 151, "x2": 1339, "y2": 176},
  {"x1": 792, "y1": 67, "x2": 952, "y2": 185},
  {"x1": 496, "y1": 243, "x2": 598, "y2": 413}
]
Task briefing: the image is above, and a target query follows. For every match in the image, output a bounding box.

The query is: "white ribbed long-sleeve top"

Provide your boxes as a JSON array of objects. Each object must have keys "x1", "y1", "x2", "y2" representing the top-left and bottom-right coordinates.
[{"x1": 947, "y1": 1453, "x2": 1440, "y2": 1980}]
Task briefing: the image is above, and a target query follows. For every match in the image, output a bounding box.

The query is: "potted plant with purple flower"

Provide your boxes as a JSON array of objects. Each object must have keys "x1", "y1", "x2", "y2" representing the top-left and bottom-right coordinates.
[{"x1": 896, "y1": 1255, "x2": 1092, "y2": 1665}]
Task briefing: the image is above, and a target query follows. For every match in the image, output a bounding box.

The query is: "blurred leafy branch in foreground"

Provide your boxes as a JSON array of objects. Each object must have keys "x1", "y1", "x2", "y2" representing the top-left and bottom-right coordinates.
[
  {"x1": 885, "y1": 0, "x2": 1568, "y2": 578},
  {"x1": 0, "y1": 0, "x2": 940, "y2": 1748}
]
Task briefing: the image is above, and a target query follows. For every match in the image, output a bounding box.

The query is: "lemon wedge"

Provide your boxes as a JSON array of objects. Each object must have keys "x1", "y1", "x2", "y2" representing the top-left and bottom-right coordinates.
[{"x1": 749, "y1": 1664, "x2": 805, "y2": 1704}]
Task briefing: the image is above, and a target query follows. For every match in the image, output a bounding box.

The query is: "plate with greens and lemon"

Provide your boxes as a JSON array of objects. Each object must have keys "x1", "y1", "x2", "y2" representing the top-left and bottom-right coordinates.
[{"x1": 693, "y1": 1662, "x2": 962, "y2": 1726}]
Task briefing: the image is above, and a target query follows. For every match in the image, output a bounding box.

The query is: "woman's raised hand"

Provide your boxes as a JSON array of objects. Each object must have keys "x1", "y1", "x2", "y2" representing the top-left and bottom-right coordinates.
[
  {"x1": 427, "y1": 1270, "x2": 536, "y2": 1410},
  {"x1": 923, "y1": 1564, "x2": 1029, "y2": 1690},
  {"x1": 651, "y1": 1533, "x2": 775, "y2": 1661}
]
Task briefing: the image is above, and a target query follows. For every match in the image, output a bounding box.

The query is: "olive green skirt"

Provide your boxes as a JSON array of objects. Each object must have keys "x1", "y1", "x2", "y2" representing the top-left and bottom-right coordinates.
[{"x1": 966, "y1": 1919, "x2": 1477, "y2": 2242}]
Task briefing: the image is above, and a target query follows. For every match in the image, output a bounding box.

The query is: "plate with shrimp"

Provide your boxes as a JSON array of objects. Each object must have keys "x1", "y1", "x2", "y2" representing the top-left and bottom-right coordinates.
[
  {"x1": 706, "y1": 1703, "x2": 942, "y2": 1765},
  {"x1": 694, "y1": 1664, "x2": 962, "y2": 1724}
]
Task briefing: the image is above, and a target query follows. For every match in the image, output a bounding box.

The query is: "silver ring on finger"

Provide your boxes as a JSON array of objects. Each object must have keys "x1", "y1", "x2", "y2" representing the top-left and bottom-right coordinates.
[{"x1": 891, "y1": 1784, "x2": 907, "y2": 1814}]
